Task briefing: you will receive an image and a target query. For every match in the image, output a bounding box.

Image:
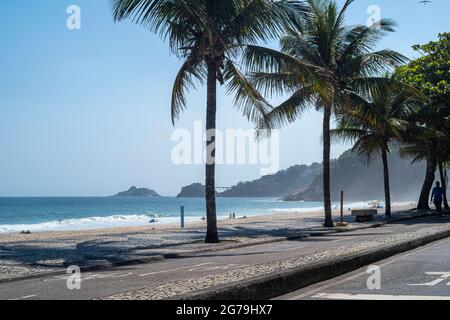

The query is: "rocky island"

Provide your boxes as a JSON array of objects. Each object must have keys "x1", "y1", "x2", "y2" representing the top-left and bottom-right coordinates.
[
  {"x1": 114, "y1": 186, "x2": 161, "y2": 197},
  {"x1": 177, "y1": 183, "x2": 205, "y2": 198}
]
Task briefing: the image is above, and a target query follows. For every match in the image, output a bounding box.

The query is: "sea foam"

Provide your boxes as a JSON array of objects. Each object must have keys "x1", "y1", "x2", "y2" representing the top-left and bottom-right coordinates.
[{"x1": 0, "y1": 214, "x2": 196, "y2": 234}]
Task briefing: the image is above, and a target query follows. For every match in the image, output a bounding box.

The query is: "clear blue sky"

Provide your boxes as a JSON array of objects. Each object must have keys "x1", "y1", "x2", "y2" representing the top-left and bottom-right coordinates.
[{"x1": 0, "y1": 0, "x2": 449, "y2": 196}]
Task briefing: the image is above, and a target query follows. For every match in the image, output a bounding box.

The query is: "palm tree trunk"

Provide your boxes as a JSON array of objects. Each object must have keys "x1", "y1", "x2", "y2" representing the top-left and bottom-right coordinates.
[
  {"x1": 439, "y1": 162, "x2": 449, "y2": 211},
  {"x1": 381, "y1": 146, "x2": 392, "y2": 218},
  {"x1": 205, "y1": 58, "x2": 219, "y2": 243},
  {"x1": 417, "y1": 151, "x2": 437, "y2": 210},
  {"x1": 323, "y1": 107, "x2": 334, "y2": 227}
]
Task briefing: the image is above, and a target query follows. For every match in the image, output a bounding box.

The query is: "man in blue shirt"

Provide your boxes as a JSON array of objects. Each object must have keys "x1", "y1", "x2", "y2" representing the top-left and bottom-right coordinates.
[{"x1": 431, "y1": 181, "x2": 445, "y2": 213}]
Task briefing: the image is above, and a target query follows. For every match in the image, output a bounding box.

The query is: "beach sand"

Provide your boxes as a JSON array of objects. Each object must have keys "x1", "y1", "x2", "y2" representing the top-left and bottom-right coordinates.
[{"x1": 0, "y1": 202, "x2": 416, "y2": 244}]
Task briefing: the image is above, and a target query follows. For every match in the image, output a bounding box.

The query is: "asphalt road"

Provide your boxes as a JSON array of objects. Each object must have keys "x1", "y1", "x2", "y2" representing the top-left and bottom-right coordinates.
[
  {"x1": 0, "y1": 217, "x2": 448, "y2": 300},
  {"x1": 278, "y1": 236, "x2": 450, "y2": 300}
]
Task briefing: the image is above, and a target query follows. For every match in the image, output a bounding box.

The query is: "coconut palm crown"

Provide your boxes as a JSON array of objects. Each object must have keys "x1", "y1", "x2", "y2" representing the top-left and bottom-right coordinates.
[{"x1": 243, "y1": 0, "x2": 407, "y2": 226}]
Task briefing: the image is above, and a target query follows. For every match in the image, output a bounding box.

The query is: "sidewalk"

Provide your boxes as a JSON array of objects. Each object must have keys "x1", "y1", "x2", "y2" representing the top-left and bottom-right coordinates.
[{"x1": 0, "y1": 207, "x2": 433, "y2": 283}]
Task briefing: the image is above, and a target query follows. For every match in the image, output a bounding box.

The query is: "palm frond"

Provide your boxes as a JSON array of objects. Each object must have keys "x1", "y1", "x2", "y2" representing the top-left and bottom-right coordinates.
[
  {"x1": 224, "y1": 60, "x2": 272, "y2": 123},
  {"x1": 399, "y1": 144, "x2": 427, "y2": 163},
  {"x1": 257, "y1": 84, "x2": 317, "y2": 134},
  {"x1": 330, "y1": 127, "x2": 367, "y2": 144},
  {"x1": 243, "y1": 45, "x2": 327, "y2": 79},
  {"x1": 171, "y1": 55, "x2": 204, "y2": 124},
  {"x1": 338, "y1": 18, "x2": 398, "y2": 64}
]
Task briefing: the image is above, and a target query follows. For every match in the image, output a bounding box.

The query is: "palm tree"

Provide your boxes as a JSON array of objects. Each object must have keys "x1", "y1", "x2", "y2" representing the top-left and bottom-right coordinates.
[
  {"x1": 435, "y1": 114, "x2": 450, "y2": 210},
  {"x1": 109, "y1": 0, "x2": 302, "y2": 243},
  {"x1": 331, "y1": 75, "x2": 421, "y2": 218},
  {"x1": 243, "y1": 0, "x2": 407, "y2": 226},
  {"x1": 438, "y1": 161, "x2": 449, "y2": 211},
  {"x1": 434, "y1": 117, "x2": 450, "y2": 211},
  {"x1": 399, "y1": 109, "x2": 446, "y2": 210},
  {"x1": 399, "y1": 94, "x2": 450, "y2": 211},
  {"x1": 400, "y1": 135, "x2": 437, "y2": 210}
]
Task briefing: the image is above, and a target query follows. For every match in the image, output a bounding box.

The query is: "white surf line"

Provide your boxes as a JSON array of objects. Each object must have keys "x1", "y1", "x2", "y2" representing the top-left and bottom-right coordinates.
[
  {"x1": 138, "y1": 262, "x2": 214, "y2": 277},
  {"x1": 285, "y1": 236, "x2": 450, "y2": 300},
  {"x1": 8, "y1": 295, "x2": 37, "y2": 301},
  {"x1": 312, "y1": 293, "x2": 450, "y2": 301}
]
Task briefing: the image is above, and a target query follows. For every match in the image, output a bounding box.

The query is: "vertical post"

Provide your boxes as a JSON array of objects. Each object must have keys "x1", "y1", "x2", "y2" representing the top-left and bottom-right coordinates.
[
  {"x1": 180, "y1": 206, "x2": 185, "y2": 229},
  {"x1": 340, "y1": 191, "x2": 344, "y2": 224}
]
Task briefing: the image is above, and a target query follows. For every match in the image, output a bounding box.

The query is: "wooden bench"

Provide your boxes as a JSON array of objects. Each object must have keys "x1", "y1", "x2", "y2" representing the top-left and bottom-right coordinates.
[{"x1": 352, "y1": 209, "x2": 378, "y2": 222}]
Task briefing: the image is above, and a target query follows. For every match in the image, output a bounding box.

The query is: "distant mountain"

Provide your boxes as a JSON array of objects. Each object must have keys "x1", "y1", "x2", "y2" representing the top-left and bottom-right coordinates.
[
  {"x1": 219, "y1": 163, "x2": 322, "y2": 198},
  {"x1": 177, "y1": 183, "x2": 205, "y2": 198},
  {"x1": 175, "y1": 148, "x2": 425, "y2": 201},
  {"x1": 114, "y1": 186, "x2": 160, "y2": 197},
  {"x1": 176, "y1": 164, "x2": 321, "y2": 198},
  {"x1": 283, "y1": 149, "x2": 425, "y2": 202}
]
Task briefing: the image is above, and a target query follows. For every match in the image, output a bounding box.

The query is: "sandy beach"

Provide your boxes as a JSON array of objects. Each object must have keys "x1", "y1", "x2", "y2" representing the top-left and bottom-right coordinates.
[{"x1": 0, "y1": 202, "x2": 416, "y2": 244}]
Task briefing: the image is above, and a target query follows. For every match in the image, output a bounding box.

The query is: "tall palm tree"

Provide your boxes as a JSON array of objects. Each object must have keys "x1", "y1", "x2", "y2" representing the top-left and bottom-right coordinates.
[
  {"x1": 433, "y1": 116, "x2": 450, "y2": 210},
  {"x1": 244, "y1": 0, "x2": 406, "y2": 227},
  {"x1": 331, "y1": 75, "x2": 421, "y2": 218},
  {"x1": 438, "y1": 161, "x2": 449, "y2": 211},
  {"x1": 400, "y1": 94, "x2": 450, "y2": 211},
  {"x1": 400, "y1": 135, "x2": 437, "y2": 210},
  {"x1": 399, "y1": 109, "x2": 447, "y2": 210},
  {"x1": 109, "y1": 0, "x2": 303, "y2": 243}
]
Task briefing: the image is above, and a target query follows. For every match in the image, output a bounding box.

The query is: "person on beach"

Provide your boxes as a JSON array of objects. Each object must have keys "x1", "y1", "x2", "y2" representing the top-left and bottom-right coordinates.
[{"x1": 431, "y1": 181, "x2": 445, "y2": 213}]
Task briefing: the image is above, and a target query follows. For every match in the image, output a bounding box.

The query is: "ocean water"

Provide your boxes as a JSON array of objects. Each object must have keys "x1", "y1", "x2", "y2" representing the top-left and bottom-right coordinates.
[{"x1": 0, "y1": 197, "x2": 365, "y2": 234}]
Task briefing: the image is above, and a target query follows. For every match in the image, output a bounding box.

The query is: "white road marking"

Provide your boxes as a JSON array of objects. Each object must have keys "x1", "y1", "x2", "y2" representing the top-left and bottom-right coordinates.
[
  {"x1": 331, "y1": 236, "x2": 357, "y2": 243},
  {"x1": 44, "y1": 275, "x2": 70, "y2": 282},
  {"x1": 312, "y1": 293, "x2": 450, "y2": 300},
  {"x1": 8, "y1": 295, "x2": 37, "y2": 300},
  {"x1": 409, "y1": 272, "x2": 450, "y2": 286},
  {"x1": 43, "y1": 262, "x2": 232, "y2": 282},
  {"x1": 273, "y1": 247, "x2": 309, "y2": 253},
  {"x1": 138, "y1": 263, "x2": 213, "y2": 277},
  {"x1": 283, "y1": 237, "x2": 450, "y2": 300},
  {"x1": 82, "y1": 272, "x2": 135, "y2": 281},
  {"x1": 43, "y1": 272, "x2": 135, "y2": 283}
]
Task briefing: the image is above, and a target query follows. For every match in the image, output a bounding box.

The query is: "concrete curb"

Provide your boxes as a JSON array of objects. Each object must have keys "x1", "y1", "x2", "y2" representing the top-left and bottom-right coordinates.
[
  {"x1": 0, "y1": 211, "x2": 437, "y2": 285},
  {"x1": 177, "y1": 226, "x2": 450, "y2": 300}
]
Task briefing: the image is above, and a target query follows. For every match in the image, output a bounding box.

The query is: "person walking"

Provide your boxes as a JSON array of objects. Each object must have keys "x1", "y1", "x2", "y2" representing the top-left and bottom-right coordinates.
[{"x1": 431, "y1": 181, "x2": 445, "y2": 213}]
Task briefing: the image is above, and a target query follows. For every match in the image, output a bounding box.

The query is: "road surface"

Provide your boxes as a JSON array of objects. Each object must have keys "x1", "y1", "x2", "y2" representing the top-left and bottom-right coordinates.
[{"x1": 277, "y1": 236, "x2": 450, "y2": 300}]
